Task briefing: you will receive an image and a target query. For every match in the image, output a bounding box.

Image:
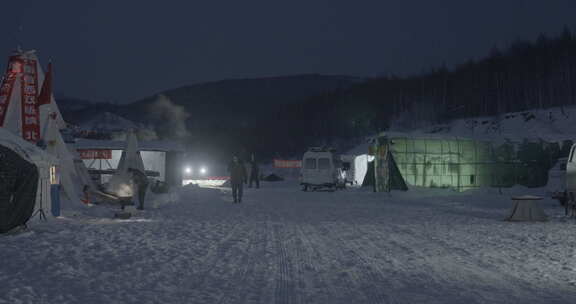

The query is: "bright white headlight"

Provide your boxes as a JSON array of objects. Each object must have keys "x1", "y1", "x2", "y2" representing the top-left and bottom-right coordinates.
[
  {"x1": 185, "y1": 167, "x2": 192, "y2": 174},
  {"x1": 200, "y1": 167, "x2": 207, "y2": 175}
]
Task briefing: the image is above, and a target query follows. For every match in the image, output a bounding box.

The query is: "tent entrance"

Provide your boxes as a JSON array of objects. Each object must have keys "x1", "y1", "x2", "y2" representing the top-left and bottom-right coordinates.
[
  {"x1": 374, "y1": 143, "x2": 408, "y2": 192},
  {"x1": 0, "y1": 144, "x2": 39, "y2": 233}
]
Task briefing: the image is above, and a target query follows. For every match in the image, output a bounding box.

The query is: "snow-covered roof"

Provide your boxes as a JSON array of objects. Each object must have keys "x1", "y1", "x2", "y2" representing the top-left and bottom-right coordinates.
[
  {"x1": 74, "y1": 138, "x2": 185, "y2": 152},
  {"x1": 378, "y1": 131, "x2": 477, "y2": 141},
  {"x1": 78, "y1": 112, "x2": 139, "y2": 132},
  {"x1": 0, "y1": 128, "x2": 58, "y2": 164}
]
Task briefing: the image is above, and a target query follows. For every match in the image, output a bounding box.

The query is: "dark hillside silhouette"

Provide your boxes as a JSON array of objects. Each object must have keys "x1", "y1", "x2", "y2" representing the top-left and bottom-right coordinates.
[
  {"x1": 257, "y1": 27, "x2": 576, "y2": 158},
  {"x1": 60, "y1": 27, "x2": 576, "y2": 161}
]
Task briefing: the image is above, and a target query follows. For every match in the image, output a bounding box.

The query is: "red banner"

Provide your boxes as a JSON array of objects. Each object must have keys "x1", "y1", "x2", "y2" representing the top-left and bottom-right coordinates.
[
  {"x1": 274, "y1": 159, "x2": 302, "y2": 168},
  {"x1": 38, "y1": 62, "x2": 52, "y2": 106},
  {"x1": 21, "y1": 57, "x2": 40, "y2": 142},
  {"x1": 0, "y1": 57, "x2": 21, "y2": 126},
  {"x1": 79, "y1": 149, "x2": 112, "y2": 159}
]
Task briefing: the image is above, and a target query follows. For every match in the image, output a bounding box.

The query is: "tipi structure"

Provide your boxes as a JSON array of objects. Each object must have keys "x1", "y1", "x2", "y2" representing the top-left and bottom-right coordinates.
[
  {"x1": 42, "y1": 113, "x2": 82, "y2": 204},
  {"x1": 0, "y1": 49, "x2": 65, "y2": 140},
  {"x1": 106, "y1": 130, "x2": 145, "y2": 197},
  {"x1": 0, "y1": 49, "x2": 86, "y2": 210}
]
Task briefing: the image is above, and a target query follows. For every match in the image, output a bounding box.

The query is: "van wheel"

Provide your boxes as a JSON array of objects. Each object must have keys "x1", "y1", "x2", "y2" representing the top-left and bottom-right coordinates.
[{"x1": 302, "y1": 184, "x2": 308, "y2": 192}]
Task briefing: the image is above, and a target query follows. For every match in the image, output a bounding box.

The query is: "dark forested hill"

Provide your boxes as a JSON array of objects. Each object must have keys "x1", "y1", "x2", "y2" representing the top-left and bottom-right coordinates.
[
  {"x1": 122, "y1": 74, "x2": 360, "y2": 125},
  {"x1": 60, "y1": 74, "x2": 362, "y2": 160},
  {"x1": 60, "y1": 27, "x2": 576, "y2": 161},
  {"x1": 264, "y1": 27, "x2": 576, "y2": 157}
]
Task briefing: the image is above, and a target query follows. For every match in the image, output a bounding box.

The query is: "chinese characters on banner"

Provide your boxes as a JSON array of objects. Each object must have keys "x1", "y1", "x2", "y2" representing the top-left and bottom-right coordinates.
[
  {"x1": 0, "y1": 57, "x2": 20, "y2": 127},
  {"x1": 21, "y1": 58, "x2": 40, "y2": 142},
  {"x1": 273, "y1": 159, "x2": 302, "y2": 168},
  {"x1": 78, "y1": 149, "x2": 113, "y2": 159}
]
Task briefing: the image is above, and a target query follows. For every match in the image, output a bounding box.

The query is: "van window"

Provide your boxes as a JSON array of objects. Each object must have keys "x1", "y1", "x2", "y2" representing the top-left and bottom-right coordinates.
[
  {"x1": 318, "y1": 158, "x2": 330, "y2": 169},
  {"x1": 571, "y1": 146, "x2": 576, "y2": 162},
  {"x1": 305, "y1": 158, "x2": 317, "y2": 169}
]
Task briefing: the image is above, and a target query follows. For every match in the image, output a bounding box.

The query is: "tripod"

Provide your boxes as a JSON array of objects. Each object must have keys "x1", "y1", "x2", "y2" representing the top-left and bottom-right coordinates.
[{"x1": 31, "y1": 180, "x2": 47, "y2": 221}]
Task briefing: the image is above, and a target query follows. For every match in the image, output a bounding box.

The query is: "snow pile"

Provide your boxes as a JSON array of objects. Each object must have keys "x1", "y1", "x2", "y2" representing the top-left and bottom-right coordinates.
[
  {"x1": 391, "y1": 105, "x2": 576, "y2": 144},
  {"x1": 79, "y1": 112, "x2": 139, "y2": 132},
  {"x1": 0, "y1": 128, "x2": 57, "y2": 164}
]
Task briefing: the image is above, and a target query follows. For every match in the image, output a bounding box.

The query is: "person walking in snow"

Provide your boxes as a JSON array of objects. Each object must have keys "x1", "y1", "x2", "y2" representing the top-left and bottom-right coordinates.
[
  {"x1": 243, "y1": 161, "x2": 249, "y2": 185},
  {"x1": 248, "y1": 160, "x2": 260, "y2": 189},
  {"x1": 228, "y1": 156, "x2": 246, "y2": 203},
  {"x1": 128, "y1": 168, "x2": 149, "y2": 210}
]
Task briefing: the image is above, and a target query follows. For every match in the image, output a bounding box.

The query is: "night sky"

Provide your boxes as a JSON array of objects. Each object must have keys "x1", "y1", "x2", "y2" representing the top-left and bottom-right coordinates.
[{"x1": 0, "y1": 0, "x2": 575, "y2": 103}]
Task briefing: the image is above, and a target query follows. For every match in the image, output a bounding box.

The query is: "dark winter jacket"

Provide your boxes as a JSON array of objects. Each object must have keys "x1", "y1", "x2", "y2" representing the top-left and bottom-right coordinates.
[
  {"x1": 130, "y1": 169, "x2": 149, "y2": 187},
  {"x1": 249, "y1": 162, "x2": 259, "y2": 177},
  {"x1": 228, "y1": 161, "x2": 246, "y2": 184}
]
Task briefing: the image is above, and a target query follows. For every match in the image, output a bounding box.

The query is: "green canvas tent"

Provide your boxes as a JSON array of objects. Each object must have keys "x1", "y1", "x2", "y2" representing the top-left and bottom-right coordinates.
[{"x1": 372, "y1": 133, "x2": 556, "y2": 192}]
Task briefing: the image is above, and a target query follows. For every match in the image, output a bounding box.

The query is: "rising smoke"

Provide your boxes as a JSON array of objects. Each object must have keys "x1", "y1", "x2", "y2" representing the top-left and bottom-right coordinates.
[{"x1": 147, "y1": 94, "x2": 191, "y2": 139}]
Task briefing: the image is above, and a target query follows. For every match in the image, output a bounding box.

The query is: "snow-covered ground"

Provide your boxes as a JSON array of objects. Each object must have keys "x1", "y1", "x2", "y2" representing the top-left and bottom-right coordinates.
[{"x1": 2, "y1": 181, "x2": 576, "y2": 304}]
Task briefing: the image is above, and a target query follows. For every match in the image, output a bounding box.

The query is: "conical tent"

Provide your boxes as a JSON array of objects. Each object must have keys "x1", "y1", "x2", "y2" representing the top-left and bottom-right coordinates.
[
  {"x1": 0, "y1": 49, "x2": 88, "y2": 211},
  {"x1": 116, "y1": 130, "x2": 145, "y2": 174},
  {"x1": 106, "y1": 130, "x2": 145, "y2": 197},
  {"x1": 373, "y1": 142, "x2": 408, "y2": 192},
  {"x1": 361, "y1": 161, "x2": 375, "y2": 188},
  {"x1": 0, "y1": 50, "x2": 65, "y2": 142},
  {"x1": 42, "y1": 115, "x2": 82, "y2": 204},
  {"x1": 71, "y1": 148, "x2": 97, "y2": 192}
]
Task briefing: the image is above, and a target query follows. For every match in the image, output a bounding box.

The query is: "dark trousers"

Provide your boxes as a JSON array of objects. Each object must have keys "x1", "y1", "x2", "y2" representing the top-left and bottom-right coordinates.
[
  {"x1": 138, "y1": 186, "x2": 147, "y2": 209},
  {"x1": 249, "y1": 174, "x2": 259, "y2": 188},
  {"x1": 231, "y1": 181, "x2": 243, "y2": 202}
]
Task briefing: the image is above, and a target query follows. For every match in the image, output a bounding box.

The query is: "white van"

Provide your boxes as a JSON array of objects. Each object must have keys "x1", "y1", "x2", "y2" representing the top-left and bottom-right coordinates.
[{"x1": 300, "y1": 148, "x2": 345, "y2": 191}]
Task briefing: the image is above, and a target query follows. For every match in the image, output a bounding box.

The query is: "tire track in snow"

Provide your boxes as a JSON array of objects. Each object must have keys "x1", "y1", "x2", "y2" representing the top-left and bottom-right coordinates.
[
  {"x1": 213, "y1": 205, "x2": 272, "y2": 304},
  {"x1": 412, "y1": 222, "x2": 576, "y2": 303},
  {"x1": 293, "y1": 223, "x2": 344, "y2": 303},
  {"x1": 272, "y1": 222, "x2": 298, "y2": 304},
  {"x1": 269, "y1": 189, "x2": 398, "y2": 303},
  {"x1": 347, "y1": 221, "x2": 480, "y2": 303},
  {"x1": 313, "y1": 222, "x2": 396, "y2": 304},
  {"x1": 371, "y1": 221, "x2": 558, "y2": 303},
  {"x1": 324, "y1": 192, "x2": 576, "y2": 303},
  {"x1": 337, "y1": 192, "x2": 540, "y2": 302},
  {"x1": 297, "y1": 223, "x2": 368, "y2": 303},
  {"x1": 179, "y1": 219, "x2": 248, "y2": 298},
  {"x1": 233, "y1": 215, "x2": 275, "y2": 304},
  {"x1": 188, "y1": 226, "x2": 253, "y2": 303},
  {"x1": 212, "y1": 223, "x2": 262, "y2": 304},
  {"x1": 266, "y1": 190, "x2": 364, "y2": 304},
  {"x1": 184, "y1": 199, "x2": 273, "y2": 303}
]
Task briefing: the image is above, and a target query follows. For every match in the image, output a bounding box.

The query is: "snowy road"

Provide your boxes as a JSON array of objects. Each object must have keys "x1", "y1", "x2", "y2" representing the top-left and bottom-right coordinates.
[{"x1": 2, "y1": 182, "x2": 576, "y2": 303}]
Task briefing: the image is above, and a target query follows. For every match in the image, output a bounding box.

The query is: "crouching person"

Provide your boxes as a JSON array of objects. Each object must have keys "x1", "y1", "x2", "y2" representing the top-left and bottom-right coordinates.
[{"x1": 128, "y1": 168, "x2": 149, "y2": 210}]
